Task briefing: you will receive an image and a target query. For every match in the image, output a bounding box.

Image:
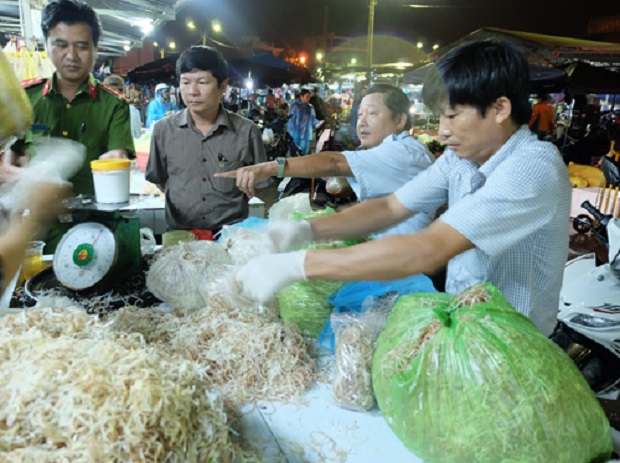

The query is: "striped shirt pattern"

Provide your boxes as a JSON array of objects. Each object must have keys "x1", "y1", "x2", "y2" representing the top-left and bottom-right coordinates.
[{"x1": 395, "y1": 126, "x2": 571, "y2": 335}]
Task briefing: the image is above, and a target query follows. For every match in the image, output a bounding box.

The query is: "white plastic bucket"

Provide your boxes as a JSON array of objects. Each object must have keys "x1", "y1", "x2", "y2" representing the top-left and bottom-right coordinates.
[{"x1": 91, "y1": 158, "x2": 131, "y2": 203}]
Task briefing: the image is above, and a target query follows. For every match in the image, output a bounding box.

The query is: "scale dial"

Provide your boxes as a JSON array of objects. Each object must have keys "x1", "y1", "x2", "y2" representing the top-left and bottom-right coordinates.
[{"x1": 53, "y1": 222, "x2": 117, "y2": 291}]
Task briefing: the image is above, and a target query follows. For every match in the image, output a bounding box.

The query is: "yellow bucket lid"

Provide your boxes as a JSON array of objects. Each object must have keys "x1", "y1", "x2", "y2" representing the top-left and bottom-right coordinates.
[{"x1": 90, "y1": 158, "x2": 131, "y2": 171}]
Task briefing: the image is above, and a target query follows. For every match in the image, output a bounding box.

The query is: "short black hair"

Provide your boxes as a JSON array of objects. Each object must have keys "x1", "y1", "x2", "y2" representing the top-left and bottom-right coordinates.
[
  {"x1": 422, "y1": 39, "x2": 532, "y2": 125},
  {"x1": 41, "y1": 0, "x2": 102, "y2": 46},
  {"x1": 364, "y1": 83, "x2": 412, "y2": 131},
  {"x1": 176, "y1": 46, "x2": 229, "y2": 86},
  {"x1": 300, "y1": 89, "x2": 311, "y2": 97}
]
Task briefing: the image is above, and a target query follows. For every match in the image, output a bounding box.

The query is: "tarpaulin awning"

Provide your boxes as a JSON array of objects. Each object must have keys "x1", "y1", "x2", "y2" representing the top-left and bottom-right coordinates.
[
  {"x1": 431, "y1": 27, "x2": 620, "y2": 66},
  {"x1": 127, "y1": 52, "x2": 312, "y2": 87},
  {"x1": 402, "y1": 62, "x2": 567, "y2": 94},
  {"x1": 126, "y1": 55, "x2": 179, "y2": 84},
  {"x1": 564, "y1": 62, "x2": 620, "y2": 94}
]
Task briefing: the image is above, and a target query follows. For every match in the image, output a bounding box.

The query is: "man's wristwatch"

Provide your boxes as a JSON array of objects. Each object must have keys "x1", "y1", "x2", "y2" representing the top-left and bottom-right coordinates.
[{"x1": 276, "y1": 157, "x2": 286, "y2": 178}]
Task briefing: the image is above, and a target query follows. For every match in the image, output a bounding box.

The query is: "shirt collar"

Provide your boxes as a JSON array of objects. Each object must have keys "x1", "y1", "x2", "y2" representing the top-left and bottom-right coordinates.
[
  {"x1": 177, "y1": 104, "x2": 234, "y2": 132},
  {"x1": 479, "y1": 125, "x2": 530, "y2": 177},
  {"x1": 44, "y1": 72, "x2": 98, "y2": 100},
  {"x1": 386, "y1": 131, "x2": 410, "y2": 143}
]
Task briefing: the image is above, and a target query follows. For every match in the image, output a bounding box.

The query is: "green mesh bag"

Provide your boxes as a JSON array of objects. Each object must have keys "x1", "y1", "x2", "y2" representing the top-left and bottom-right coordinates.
[{"x1": 372, "y1": 283, "x2": 612, "y2": 463}]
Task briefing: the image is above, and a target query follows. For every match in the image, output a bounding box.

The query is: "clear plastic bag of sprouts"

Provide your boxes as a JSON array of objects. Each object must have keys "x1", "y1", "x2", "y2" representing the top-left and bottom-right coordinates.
[
  {"x1": 219, "y1": 225, "x2": 272, "y2": 265},
  {"x1": 372, "y1": 283, "x2": 613, "y2": 463},
  {"x1": 201, "y1": 263, "x2": 279, "y2": 320},
  {"x1": 146, "y1": 241, "x2": 230, "y2": 310},
  {"x1": 331, "y1": 311, "x2": 386, "y2": 412}
]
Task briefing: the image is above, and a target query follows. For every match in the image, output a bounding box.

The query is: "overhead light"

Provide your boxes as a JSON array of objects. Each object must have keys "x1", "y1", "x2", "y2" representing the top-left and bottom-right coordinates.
[
  {"x1": 123, "y1": 44, "x2": 131, "y2": 51},
  {"x1": 128, "y1": 18, "x2": 154, "y2": 36}
]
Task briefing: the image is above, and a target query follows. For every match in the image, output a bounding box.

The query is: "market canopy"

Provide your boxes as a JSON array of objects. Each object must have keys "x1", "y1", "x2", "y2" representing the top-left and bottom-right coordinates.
[
  {"x1": 564, "y1": 61, "x2": 620, "y2": 94},
  {"x1": 402, "y1": 62, "x2": 567, "y2": 94},
  {"x1": 126, "y1": 55, "x2": 179, "y2": 84},
  {"x1": 431, "y1": 27, "x2": 620, "y2": 67},
  {"x1": 127, "y1": 52, "x2": 312, "y2": 87}
]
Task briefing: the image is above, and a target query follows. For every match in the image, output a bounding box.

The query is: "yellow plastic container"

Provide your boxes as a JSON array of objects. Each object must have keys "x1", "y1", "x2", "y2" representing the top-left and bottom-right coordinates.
[{"x1": 90, "y1": 159, "x2": 131, "y2": 203}]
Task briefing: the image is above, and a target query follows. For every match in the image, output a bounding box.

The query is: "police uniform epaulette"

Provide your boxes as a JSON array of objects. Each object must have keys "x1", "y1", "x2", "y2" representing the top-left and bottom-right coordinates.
[
  {"x1": 20, "y1": 77, "x2": 44, "y2": 89},
  {"x1": 99, "y1": 83, "x2": 126, "y2": 99}
]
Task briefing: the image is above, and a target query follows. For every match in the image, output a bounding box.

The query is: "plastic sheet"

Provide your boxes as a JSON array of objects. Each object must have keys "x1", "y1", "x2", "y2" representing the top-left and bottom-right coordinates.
[
  {"x1": 318, "y1": 274, "x2": 437, "y2": 352},
  {"x1": 146, "y1": 241, "x2": 231, "y2": 309},
  {"x1": 331, "y1": 311, "x2": 386, "y2": 412},
  {"x1": 372, "y1": 283, "x2": 613, "y2": 463}
]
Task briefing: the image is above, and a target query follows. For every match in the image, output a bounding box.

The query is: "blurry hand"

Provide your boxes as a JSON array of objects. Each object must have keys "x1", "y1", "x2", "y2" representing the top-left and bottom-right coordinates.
[
  {"x1": 267, "y1": 220, "x2": 313, "y2": 253},
  {"x1": 28, "y1": 182, "x2": 71, "y2": 224},
  {"x1": 214, "y1": 161, "x2": 277, "y2": 197},
  {"x1": 0, "y1": 164, "x2": 20, "y2": 184},
  {"x1": 235, "y1": 251, "x2": 307, "y2": 303}
]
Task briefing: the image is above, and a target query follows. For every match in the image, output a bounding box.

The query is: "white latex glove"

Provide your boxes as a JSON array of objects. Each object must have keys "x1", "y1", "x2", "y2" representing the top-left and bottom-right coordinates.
[
  {"x1": 267, "y1": 220, "x2": 313, "y2": 253},
  {"x1": 235, "y1": 250, "x2": 307, "y2": 304}
]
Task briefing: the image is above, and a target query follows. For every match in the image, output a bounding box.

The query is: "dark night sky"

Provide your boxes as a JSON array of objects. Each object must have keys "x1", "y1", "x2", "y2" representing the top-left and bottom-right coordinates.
[{"x1": 156, "y1": 0, "x2": 620, "y2": 54}]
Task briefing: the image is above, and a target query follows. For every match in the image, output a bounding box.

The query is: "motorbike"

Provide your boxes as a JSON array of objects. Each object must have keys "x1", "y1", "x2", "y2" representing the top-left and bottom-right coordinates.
[
  {"x1": 551, "y1": 155, "x2": 620, "y2": 397},
  {"x1": 558, "y1": 115, "x2": 618, "y2": 166},
  {"x1": 275, "y1": 115, "x2": 358, "y2": 208},
  {"x1": 249, "y1": 109, "x2": 302, "y2": 161}
]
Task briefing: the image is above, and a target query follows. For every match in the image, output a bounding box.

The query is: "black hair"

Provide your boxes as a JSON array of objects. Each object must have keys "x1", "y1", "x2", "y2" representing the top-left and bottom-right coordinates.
[
  {"x1": 41, "y1": 0, "x2": 102, "y2": 46},
  {"x1": 422, "y1": 39, "x2": 532, "y2": 125},
  {"x1": 176, "y1": 46, "x2": 229, "y2": 86},
  {"x1": 300, "y1": 89, "x2": 311, "y2": 97},
  {"x1": 364, "y1": 83, "x2": 412, "y2": 131}
]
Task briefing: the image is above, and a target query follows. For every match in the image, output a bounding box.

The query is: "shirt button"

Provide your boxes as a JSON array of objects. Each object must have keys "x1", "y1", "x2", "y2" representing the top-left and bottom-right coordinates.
[
  {"x1": 66, "y1": 104, "x2": 71, "y2": 109},
  {"x1": 202, "y1": 197, "x2": 206, "y2": 202},
  {"x1": 202, "y1": 158, "x2": 206, "y2": 162},
  {"x1": 62, "y1": 131, "x2": 68, "y2": 136},
  {"x1": 202, "y1": 177, "x2": 206, "y2": 182}
]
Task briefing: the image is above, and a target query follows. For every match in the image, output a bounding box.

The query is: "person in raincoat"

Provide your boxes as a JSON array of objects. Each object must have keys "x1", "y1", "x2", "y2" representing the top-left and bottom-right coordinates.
[
  {"x1": 287, "y1": 89, "x2": 322, "y2": 155},
  {"x1": 146, "y1": 83, "x2": 179, "y2": 129}
]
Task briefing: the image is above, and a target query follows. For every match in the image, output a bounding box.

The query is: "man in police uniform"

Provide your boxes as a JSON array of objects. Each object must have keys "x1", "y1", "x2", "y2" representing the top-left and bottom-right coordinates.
[
  {"x1": 9, "y1": 0, "x2": 134, "y2": 197},
  {"x1": 8, "y1": 0, "x2": 134, "y2": 252}
]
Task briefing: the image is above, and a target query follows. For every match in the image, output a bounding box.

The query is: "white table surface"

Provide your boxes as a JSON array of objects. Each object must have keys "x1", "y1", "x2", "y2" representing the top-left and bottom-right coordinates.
[{"x1": 239, "y1": 381, "x2": 422, "y2": 463}]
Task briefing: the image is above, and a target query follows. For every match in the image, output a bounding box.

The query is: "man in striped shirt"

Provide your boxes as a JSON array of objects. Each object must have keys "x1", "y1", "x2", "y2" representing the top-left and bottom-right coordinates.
[
  {"x1": 233, "y1": 40, "x2": 571, "y2": 336},
  {"x1": 146, "y1": 46, "x2": 266, "y2": 233}
]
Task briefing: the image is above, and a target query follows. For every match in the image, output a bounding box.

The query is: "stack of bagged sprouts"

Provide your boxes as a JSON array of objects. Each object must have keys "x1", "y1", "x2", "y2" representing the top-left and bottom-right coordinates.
[{"x1": 0, "y1": 226, "x2": 317, "y2": 460}]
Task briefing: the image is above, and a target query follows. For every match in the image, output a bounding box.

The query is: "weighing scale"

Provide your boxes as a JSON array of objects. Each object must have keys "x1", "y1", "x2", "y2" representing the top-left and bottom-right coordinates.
[
  {"x1": 19, "y1": 197, "x2": 162, "y2": 313},
  {"x1": 53, "y1": 207, "x2": 142, "y2": 292}
]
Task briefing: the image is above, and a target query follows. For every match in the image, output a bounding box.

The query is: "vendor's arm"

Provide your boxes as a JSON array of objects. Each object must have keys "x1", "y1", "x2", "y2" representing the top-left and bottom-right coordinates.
[
  {"x1": 0, "y1": 182, "x2": 69, "y2": 294},
  {"x1": 235, "y1": 219, "x2": 472, "y2": 303},
  {"x1": 309, "y1": 193, "x2": 411, "y2": 241},
  {"x1": 307, "y1": 219, "x2": 472, "y2": 280},
  {"x1": 215, "y1": 150, "x2": 353, "y2": 197}
]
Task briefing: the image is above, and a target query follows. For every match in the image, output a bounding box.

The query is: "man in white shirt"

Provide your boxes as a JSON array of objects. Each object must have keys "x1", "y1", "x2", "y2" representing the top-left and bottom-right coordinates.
[{"x1": 232, "y1": 40, "x2": 571, "y2": 336}]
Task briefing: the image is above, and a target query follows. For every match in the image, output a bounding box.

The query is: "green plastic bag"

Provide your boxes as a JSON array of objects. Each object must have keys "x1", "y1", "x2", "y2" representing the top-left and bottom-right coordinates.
[
  {"x1": 372, "y1": 283, "x2": 612, "y2": 463},
  {"x1": 278, "y1": 279, "x2": 345, "y2": 337}
]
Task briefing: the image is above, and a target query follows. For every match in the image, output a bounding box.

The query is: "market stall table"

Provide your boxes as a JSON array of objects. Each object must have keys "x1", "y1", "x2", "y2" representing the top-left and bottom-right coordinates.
[{"x1": 239, "y1": 377, "x2": 421, "y2": 462}]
